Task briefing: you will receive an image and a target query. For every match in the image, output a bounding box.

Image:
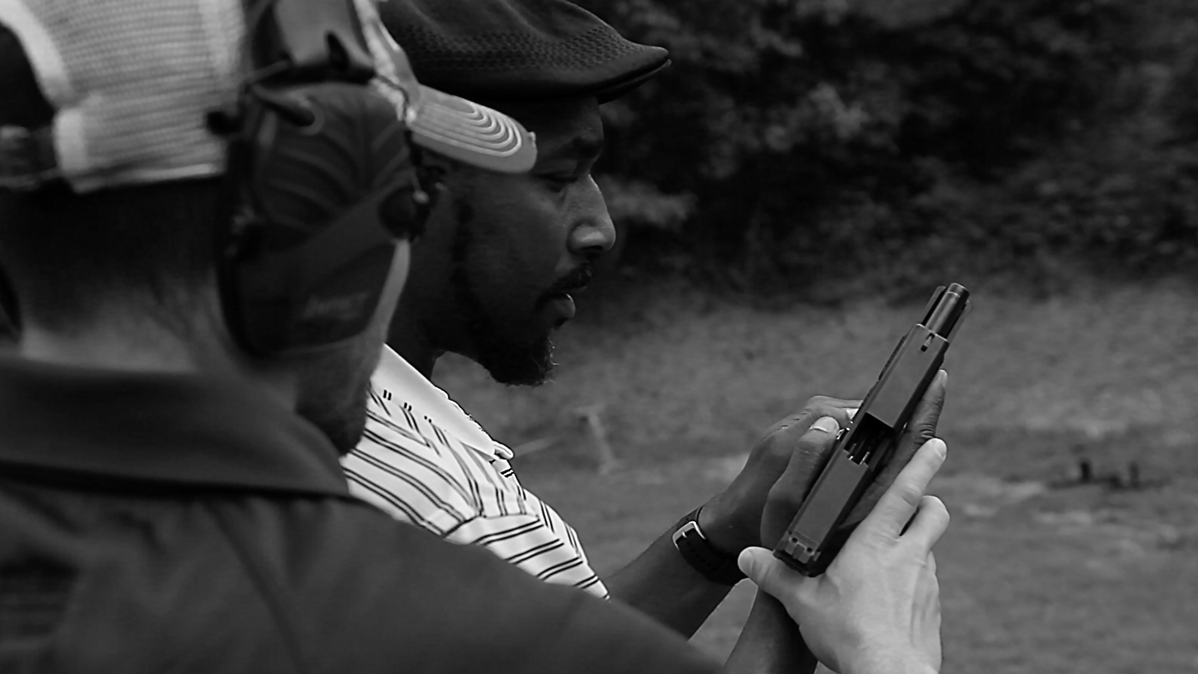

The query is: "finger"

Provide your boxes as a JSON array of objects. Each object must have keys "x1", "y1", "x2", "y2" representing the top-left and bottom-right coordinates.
[
  {"x1": 752, "y1": 406, "x2": 846, "y2": 490},
  {"x1": 768, "y1": 398, "x2": 860, "y2": 438},
  {"x1": 860, "y1": 439, "x2": 947, "y2": 539},
  {"x1": 804, "y1": 395, "x2": 862, "y2": 410},
  {"x1": 846, "y1": 370, "x2": 948, "y2": 524},
  {"x1": 738, "y1": 546, "x2": 811, "y2": 600},
  {"x1": 761, "y1": 416, "x2": 841, "y2": 542},
  {"x1": 805, "y1": 397, "x2": 861, "y2": 429},
  {"x1": 903, "y1": 369, "x2": 948, "y2": 451},
  {"x1": 902, "y1": 495, "x2": 951, "y2": 551},
  {"x1": 755, "y1": 399, "x2": 856, "y2": 470},
  {"x1": 798, "y1": 396, "x2": 863, "y2": 421}
]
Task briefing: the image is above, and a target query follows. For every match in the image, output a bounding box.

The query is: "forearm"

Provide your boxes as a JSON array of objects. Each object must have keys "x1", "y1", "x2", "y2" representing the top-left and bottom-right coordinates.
[
  {"x1": 605, "y1": 528, "x2": 735, "y2": 638},
  {"x1": 723, "y1": 590, "x2": 819, "y2": 674}
]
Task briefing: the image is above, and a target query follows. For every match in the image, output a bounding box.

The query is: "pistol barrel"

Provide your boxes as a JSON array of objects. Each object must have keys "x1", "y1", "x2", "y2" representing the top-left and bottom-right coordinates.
[{"x1": 924, "y1": 283, "x2": 969, "y2": 338}]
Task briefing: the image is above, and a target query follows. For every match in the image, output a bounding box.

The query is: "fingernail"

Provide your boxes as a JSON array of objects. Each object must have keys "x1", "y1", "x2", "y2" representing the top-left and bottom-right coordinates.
[
  {"x1": 928, "y1": 438, "x2": 947, "y2": 460},
  {"x1": 938, "y1": 370, "x2": 949, "y2": 388},
  {"x1": 811, "y1": 416, "x2": 839, "y2": 434},
  {"x1": 737, "y1": 548, "x2": 758, "y2": 576}
]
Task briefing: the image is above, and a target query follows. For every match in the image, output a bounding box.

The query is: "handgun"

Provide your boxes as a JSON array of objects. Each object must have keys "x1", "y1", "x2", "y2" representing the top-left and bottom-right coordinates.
[{"x1": 774, "y1": 283, "x2": 971, "y2": 576}]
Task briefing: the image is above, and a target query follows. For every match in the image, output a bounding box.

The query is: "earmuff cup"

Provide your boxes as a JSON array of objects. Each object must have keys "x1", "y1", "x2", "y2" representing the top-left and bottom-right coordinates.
[{"x1": 218, "y1": 82, "x2": 419, "y2": 356}]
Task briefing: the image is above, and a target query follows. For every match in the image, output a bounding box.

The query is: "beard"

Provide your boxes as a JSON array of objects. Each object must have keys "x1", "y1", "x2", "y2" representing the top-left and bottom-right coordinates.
[
  {"x1": 296, "y1": 362, "x2": 373, "y2": 454},
  {"x1": 292, "y1": 319, "x2": 384, "y2": 455},
  {"x1": 449, "y1": 194, "x2": 556, "y2": 387},
  {"x1": 450, "y1": 192, "x2": 560, "y2": 387},
  {"x1": 464, "y1": 291, "x2": 556, "y2": 387}
]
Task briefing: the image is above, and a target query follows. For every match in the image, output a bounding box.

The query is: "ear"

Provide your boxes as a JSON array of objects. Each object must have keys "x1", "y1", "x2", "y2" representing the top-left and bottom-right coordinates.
[
  {"x1": 413, "y1": 149, "x2": 459, "y2": 196},
  {"x1": 417, "y1": 149, "x2": 457, "y2": 172}
]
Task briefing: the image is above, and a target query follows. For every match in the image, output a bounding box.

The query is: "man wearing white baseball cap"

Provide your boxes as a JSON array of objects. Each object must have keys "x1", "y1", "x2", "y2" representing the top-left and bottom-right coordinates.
[{"x1": 0, "y1": 0, "x2": 716, "y2": 670}]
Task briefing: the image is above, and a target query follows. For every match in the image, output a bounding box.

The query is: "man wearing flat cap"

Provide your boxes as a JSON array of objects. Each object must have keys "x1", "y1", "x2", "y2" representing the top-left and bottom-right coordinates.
[{"x1": 346, "y1": 0, "x2": 949, "y2": 653}]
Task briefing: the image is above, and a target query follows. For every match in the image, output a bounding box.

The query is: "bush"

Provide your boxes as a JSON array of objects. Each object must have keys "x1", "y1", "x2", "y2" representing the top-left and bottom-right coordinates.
[{"x1": 579, "y1": 0, "x2": 1198, "y2": 301}]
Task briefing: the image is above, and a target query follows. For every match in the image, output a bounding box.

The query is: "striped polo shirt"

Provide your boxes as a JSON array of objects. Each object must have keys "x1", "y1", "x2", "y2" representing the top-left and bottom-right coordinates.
[{"x1": 343, "y1": 347, "x2": 609, "y2": 599}]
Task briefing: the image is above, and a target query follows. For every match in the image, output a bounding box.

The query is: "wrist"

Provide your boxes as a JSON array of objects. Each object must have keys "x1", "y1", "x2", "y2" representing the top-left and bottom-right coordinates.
[
  {"x1": 672, "y1": 506, "x2": 745, "y2": 586},
  {"x1": 697, "y1": 494, "x2": 754, "y2": 556}
]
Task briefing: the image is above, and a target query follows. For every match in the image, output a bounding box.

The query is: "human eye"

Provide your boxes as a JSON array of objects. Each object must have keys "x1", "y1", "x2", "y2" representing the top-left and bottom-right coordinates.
[{"x1": 541, "y1": 173, "x2": 578, "y2": 194}]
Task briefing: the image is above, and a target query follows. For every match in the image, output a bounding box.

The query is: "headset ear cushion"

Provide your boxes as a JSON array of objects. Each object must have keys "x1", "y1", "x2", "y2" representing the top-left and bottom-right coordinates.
[{"x1": 250, "y1": 83, "x2": 412, "y2": 241}]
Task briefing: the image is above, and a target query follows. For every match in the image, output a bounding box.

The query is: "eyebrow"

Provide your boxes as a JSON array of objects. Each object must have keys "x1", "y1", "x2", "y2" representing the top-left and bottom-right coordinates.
[{"x1": 542, "y1": 134, "x2": 605, "y2": 163}]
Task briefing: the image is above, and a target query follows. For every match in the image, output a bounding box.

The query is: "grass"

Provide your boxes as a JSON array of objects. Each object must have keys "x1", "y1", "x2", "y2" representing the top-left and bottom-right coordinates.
[{"x1": 434, "y1": 275, "x2": 1198, "y2": 671}]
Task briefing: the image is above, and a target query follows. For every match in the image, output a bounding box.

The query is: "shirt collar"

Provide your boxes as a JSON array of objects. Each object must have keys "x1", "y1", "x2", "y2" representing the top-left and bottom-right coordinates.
[
  {"x1": 371, "y1": 346, "x2": 511, "y2": 460},
  {"x1": 0, "y1": 355, "x2": 349, "y2": 496}
]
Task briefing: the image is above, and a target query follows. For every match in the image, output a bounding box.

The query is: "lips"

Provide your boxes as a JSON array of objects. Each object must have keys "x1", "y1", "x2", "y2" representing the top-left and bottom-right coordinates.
[
  {"x1": 538, "y1": 265, "x2": 592, "y2": 325},
  {"x1": 545, "y1": 292, "x2": 577, "y2": 325},
  {"x1": 547, "y1": 265, "x2": 593, "y2": 296},
  {"x1": 542, "y1": 282, "x2": 587, "y2": 317},
  {"x1": 554, "y1": 280, "x2": 590, "y2": 296}
]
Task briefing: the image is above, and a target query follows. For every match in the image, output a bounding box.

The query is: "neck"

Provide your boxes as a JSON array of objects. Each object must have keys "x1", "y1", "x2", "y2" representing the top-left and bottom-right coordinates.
[
  {"x1": 23, "y1": 322, "x2": 209, "y2": 374},
  {"x1": 18, "y1": 303, "x2": 297, "y2": 409},
  {"x1": 385, "y1": 318, "x2": 442, "y2": 379}
]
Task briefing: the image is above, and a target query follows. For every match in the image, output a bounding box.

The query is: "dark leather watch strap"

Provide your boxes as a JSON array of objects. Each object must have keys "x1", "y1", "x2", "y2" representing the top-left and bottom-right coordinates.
[{"x1": 671, "y1": 507, "x2": 745, "y2": 586}]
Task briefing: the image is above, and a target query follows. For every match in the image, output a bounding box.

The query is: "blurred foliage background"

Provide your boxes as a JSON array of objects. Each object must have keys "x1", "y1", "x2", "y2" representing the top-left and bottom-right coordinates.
[{"x1": 572, "y1": 0, "x2": 1198, "y2": 302}]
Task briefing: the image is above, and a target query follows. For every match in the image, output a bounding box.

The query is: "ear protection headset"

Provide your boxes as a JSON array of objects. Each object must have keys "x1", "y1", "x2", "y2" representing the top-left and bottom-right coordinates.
[{"x1": 213, "y1": 0, "x2": 430, "y2": 356}]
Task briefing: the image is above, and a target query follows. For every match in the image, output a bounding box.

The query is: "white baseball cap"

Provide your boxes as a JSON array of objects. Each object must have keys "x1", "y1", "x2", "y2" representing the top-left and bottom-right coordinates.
[{"x1": 0, "y1": 0, "x2": 536, "y2": 194}]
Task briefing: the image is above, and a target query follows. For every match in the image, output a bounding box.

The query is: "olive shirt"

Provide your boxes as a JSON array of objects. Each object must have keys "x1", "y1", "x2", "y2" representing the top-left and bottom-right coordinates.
[{"x1": 0, "y1": 356, "x2": 719, "y2": 673}]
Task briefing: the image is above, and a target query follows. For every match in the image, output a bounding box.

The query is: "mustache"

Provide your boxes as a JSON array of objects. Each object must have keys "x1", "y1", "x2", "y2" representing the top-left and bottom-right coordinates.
[
  {"x1": 540, "y1": 264, "x2": 594, "y2": 301},
  {"x1": 534, "y1": 264, "x2": 594, "y2": 308}
]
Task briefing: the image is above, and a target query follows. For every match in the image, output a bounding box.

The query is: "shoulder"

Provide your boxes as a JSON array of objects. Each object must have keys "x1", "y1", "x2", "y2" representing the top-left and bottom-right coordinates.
[
  {"x1": 333, "y1": 510, "x2": 720, "y2": 673},
  {"x1": 342, "y1": 404, "x2": 479, "y2": 535}
]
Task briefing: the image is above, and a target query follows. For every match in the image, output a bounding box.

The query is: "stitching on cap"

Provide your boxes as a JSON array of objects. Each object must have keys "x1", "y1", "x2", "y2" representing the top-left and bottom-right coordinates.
[{"x1": 394, "y1": 26, "x2": 644, "y2": 74}]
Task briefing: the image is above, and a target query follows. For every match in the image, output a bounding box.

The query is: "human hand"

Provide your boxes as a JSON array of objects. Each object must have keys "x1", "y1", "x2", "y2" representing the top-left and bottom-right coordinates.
[
  {"x1": 738, "y1": 438, "x2": 950, "y2": 674},
  {"x1": 758, "y1": 369, "x2": 946, "y2": 548},
  {"x1": 699, "y1": 396, "x2": 860, "y2": 556},
  {"x1": 756, "y1": 369, "x2": 945, "y2": 548}
]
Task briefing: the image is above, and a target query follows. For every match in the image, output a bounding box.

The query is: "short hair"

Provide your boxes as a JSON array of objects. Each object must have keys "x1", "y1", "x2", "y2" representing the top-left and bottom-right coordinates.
[{"x1": 0, "y1": 23, "x2": 220, "y2": 332}]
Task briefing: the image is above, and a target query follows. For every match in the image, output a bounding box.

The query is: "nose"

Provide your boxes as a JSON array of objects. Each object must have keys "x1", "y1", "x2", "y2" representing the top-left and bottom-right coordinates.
[{"x1": 567, "y1": 177, "x2": 617, "y2": 258}]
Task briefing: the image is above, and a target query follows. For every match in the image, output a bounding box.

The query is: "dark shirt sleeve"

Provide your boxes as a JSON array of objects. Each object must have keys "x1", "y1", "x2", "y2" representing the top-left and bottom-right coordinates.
[{"x1": 228, "y1": 498, "x2": 724, "y2": 674}]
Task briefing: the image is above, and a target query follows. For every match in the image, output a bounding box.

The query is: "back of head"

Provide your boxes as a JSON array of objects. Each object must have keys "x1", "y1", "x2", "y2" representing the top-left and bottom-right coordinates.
[
  {"x1": 0, "y1": 4, "x2": 238, "y2": 332},
  {"x1": 0, "y1": 0, "x2": 418, "y2": 347},
  {"x1": 377, "y1": 0, "x2": 670, "y2": 104},
  {"x1": 1, "y1": 0, "x2": 539, "y2": 351}
]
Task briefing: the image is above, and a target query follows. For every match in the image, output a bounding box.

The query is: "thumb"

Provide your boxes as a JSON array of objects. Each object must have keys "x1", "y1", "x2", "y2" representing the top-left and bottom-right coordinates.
[
  {"x1": 738, "y1": 546, "x2": 808, "y2": 599},
  {"x1": 762, "y1": 416, "x2": 842, "y2": 543}
]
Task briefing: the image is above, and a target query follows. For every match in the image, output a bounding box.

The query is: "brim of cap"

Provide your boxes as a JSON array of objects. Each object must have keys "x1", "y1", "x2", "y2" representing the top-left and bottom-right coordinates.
[
  {"x1": 408, "y1": 85, "x2": 536, "y2": 174},
  {"x1": 596, "y1": 59, "x2": 672, "y2": 104}
]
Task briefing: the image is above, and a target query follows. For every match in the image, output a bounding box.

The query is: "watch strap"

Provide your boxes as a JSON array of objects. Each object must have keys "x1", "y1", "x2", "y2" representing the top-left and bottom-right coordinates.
[{"x1": 671, "y1": 507, "x2": 744, "y2": 586}]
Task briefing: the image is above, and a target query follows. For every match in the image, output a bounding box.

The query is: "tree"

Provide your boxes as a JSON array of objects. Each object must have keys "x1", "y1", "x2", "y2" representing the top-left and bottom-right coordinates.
[{"x1": 582, "y1": 0, "x2": 1196, "y2": 300}]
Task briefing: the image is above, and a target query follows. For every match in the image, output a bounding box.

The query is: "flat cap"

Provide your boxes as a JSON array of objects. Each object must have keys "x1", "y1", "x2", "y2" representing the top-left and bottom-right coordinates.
[{"x1": 378, "y1": 0, "x2": 670, "y2": 103}]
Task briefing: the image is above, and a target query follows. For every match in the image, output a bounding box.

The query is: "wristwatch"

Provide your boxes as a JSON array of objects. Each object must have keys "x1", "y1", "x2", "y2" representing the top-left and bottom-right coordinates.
[{"x1": 671, "y1": 507, "x2": 745, "y2": 586}]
